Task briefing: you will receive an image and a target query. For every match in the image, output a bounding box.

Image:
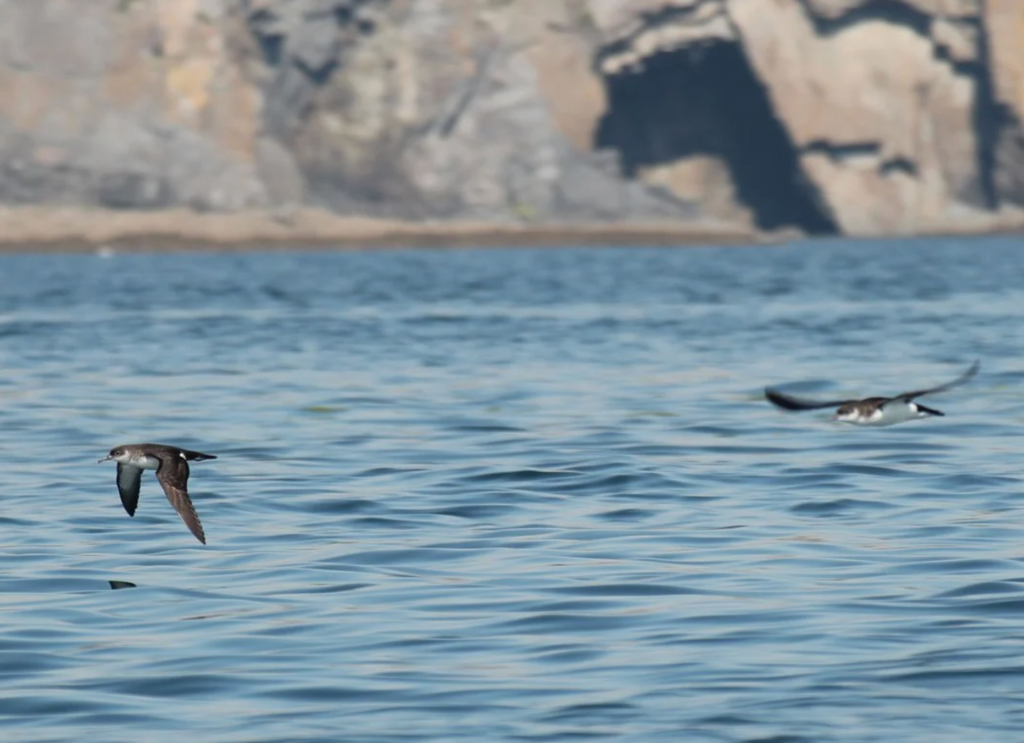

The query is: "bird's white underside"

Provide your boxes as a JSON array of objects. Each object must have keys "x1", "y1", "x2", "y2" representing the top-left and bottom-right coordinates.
[
  {"x1": 115, "y1": 452, "x2": 161, "y2": 470},
  {"x1": 836, "y1": 401, "x2": 928, "y2": 427}
]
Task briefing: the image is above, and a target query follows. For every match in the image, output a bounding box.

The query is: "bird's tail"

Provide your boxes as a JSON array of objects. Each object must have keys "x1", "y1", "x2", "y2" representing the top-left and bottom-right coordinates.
[
  {"x1": 916, "y1": 403, "x2": 944, "y2": 417},
  {"x1": 181, "y1": 449, "x2": 217, "y2": 461}
]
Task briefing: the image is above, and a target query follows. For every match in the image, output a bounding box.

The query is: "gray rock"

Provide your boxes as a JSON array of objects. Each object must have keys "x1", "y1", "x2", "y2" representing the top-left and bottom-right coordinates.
[
  {"x1": 256, "y1": 135, "x2": 306, "y2": 206},
  {"x1": 248, "y1": 0, "x2": 391, "y2": 137},
  {"x1": 555, "y1": 146, "x2": 699, "y2": 222},
  {"x1": 96, "y1": 172, "x2": 174, "y2": 210}
]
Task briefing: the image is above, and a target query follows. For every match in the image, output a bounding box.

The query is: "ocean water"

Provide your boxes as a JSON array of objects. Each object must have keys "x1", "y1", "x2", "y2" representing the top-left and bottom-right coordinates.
[{"x1": 0, "y1": 236, "x2": 1023, "y2": 742}]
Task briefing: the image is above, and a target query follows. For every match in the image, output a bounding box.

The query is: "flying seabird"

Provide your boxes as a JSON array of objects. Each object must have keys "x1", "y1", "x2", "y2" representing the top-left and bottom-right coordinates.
[
  {"x1": 764, "y1": 360, "x2": 979, "y2": 427},
  {"x1": 98, "y1": 443, "x2": 216, "y2": 543}
]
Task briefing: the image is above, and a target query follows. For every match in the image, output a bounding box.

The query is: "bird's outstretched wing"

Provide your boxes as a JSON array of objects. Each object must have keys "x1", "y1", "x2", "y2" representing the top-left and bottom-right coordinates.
[
  {"x1": 764, "y1": 388, "x2": 853, "y2": 412},
  {"x1": 116, "y1": 464, "x2": 143, "y2": 516},
  {"x1": 154, "y1": 455, "x2": 207, "y2": 544},
  {"x1": 894, "y1": 360, "x2": 979, "y2": 401}
]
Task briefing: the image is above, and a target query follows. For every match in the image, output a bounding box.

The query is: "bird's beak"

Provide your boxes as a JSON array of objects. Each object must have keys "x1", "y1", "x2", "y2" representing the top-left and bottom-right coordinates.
[{"x1": 97, "y1": 456, "x2": 111, "y2": 463}]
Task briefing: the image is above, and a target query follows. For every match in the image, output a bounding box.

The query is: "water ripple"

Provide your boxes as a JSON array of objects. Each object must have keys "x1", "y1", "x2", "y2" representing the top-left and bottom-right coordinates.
[{"x1": 0, "y1": 238, "x2": 1022, "y2": 742}]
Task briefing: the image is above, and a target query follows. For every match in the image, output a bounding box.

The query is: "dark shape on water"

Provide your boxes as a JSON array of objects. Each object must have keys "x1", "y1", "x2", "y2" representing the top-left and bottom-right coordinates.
[
  {"x1": 764, "y1": 360, "x2": 979, "y2": 427},
  {"x1": 98, "y1": 443, "x2": 217, "y2": 544},
  {"x1": 109, "y1": 580, "x2": 137, "y2": 590}
]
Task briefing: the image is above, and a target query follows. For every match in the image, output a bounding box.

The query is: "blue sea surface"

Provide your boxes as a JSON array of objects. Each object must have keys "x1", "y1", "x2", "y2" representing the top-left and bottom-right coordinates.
[{"x1": 1, "y1": 236, "x2": 1023, "y2": 742}]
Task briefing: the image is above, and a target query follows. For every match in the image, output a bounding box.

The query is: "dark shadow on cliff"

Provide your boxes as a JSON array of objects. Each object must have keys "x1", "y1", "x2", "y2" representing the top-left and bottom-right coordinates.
[
  {"x1": 959, "y1": 15, "x2": 1003, "y2": 209},
  {"x1": 595, "y1": 43, "x2": 837, "y2": 234},
  {"x1": 797, "y1": 0, "x2": 929, "y2": 36}
]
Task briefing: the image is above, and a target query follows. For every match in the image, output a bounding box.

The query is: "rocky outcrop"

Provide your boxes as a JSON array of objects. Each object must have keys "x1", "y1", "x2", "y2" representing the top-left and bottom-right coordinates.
[
  {"x1": 255, "y1": 0, "x2": 695, "y2": 222},
  {"x1": 0, "y1": 0, "x2": 700, "y2": 225},
  {"x1": 0, "y1": 0, "x2": 266, "y2": 211},
  {"x1": 0, "y1": 0, "x2": 1021, "y2": 237},
  {"x1": 985, "y1": 0, "x2": 1024, "y2": 208},
  {"x1": 590, "y1": 0, "x2": 1024, "y2": 235},
  {"x1": 731, "y1": 0, "x2": 990, "y2": 234}
]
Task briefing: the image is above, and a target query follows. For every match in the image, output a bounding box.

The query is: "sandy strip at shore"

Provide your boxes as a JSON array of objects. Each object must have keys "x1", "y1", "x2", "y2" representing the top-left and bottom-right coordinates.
[{"x1": 0, "y1": 207, "x2": 762, "y2": 252}]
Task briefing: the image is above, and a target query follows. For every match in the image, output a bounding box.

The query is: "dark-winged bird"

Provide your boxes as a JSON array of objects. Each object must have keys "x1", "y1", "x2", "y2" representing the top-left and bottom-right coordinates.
[
  {"x1": 764, "y1": 361, "x2": 979, "y2": 427},
  {"x1": 98, "y1": 443, "x2": 216, "y2": 543}
]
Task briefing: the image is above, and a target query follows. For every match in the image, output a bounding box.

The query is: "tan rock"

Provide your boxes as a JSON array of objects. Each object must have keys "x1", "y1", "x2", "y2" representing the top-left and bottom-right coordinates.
[
  {"x1": 639, "y1": 155, "x2": 754, "y2": 227},
  {"x1": 985, "y1": 0, "x2": 1024, "y2": 206},
  {"x1": 931, "y1": 17, "x2": 978, "y2": 64},
  {"x1": 592, "y1": 0, "x2": 736, "y2": 74},
  {"x1": 503, "y1": 2, "x2": 606, "y2": 152},
  {"x1": 729, "y1": 0, "x2": 981, "y2": 234},
  {"x1": 986, "y1": 0, "x2": 1024, "y2": 122}
]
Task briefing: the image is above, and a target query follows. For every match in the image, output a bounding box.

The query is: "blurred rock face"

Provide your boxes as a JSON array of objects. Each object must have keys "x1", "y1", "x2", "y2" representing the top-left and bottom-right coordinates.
[
  {"x1": 0, "y1": 0, "x2": 1020, "y2": 237},
  {"x1": 0, "y1": 0, "x2": 266, "y2": 211}
]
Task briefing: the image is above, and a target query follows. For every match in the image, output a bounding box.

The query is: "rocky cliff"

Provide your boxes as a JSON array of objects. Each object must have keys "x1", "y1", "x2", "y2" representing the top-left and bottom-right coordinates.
[{"x1": 0, "y1": 0, "x2": 1021, "y2": 238}]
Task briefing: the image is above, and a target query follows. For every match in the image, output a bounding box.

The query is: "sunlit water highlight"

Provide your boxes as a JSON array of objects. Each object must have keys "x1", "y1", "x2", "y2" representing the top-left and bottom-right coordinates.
[{"x1": 1, "y1": 237, "x2": 1024, "y2": 742}]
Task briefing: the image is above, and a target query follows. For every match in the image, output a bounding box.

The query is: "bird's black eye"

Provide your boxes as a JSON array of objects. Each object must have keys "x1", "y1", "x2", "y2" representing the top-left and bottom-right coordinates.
[{"x1": 110, "y1": 449, "x2": 121, "y2": 457}]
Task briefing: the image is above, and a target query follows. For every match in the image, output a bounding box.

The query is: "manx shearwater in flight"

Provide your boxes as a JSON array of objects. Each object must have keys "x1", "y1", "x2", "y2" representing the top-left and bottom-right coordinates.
[
  {"x1": 98, "y1": 443, "x2": 216, "y2": 544},
  {"x1": 764, "y1": 360, "x2": 979, "y2": 427}
]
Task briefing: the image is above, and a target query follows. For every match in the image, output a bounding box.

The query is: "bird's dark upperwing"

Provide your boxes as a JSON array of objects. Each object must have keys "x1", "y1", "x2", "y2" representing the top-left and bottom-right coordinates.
[
  {"x1": 895, "y1": 360, "x2": 979, "y2": 401},
  {"x1": 154, "y1": 455, "x2": 207, "y2": 545},
  {"x1": 764, "y1": 388, "x2": 852, "y2": 412}
]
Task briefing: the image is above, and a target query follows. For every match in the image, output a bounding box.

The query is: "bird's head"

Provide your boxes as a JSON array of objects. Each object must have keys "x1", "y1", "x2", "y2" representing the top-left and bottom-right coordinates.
[{"x1": 98, "y1": 446, "x2": 129, "y2": 464}]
